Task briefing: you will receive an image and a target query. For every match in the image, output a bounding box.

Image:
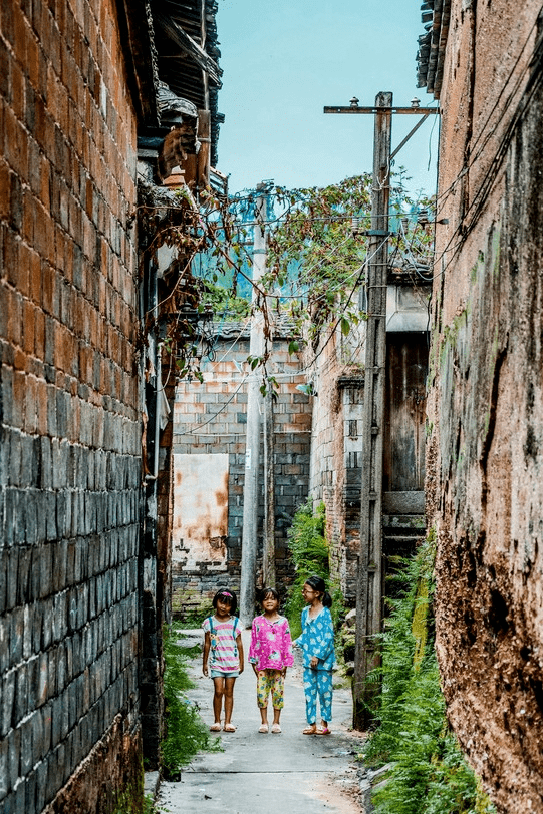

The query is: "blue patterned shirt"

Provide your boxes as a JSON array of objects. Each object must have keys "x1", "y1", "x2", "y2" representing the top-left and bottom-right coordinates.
[{"x1": 294, "y1": 606, "x2": 335, "y2": 671}]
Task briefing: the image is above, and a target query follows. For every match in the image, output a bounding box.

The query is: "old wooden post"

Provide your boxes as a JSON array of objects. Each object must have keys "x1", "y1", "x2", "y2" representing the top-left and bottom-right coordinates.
[{"x1": 352, "y1": 91, "x2": 392, "y2": 729}]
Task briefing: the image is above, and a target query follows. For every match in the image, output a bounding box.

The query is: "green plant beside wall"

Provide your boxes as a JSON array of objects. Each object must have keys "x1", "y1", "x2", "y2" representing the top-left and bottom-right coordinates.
[
  {"x1": 362, "y1": 534, "x2": 496, "y2": 814},
  {"x1": 161, "y1": 624, "x2": 221, "y2": 779},
  {"x1": 284, "y1": 499, "x2": 344, "y2": 638}
]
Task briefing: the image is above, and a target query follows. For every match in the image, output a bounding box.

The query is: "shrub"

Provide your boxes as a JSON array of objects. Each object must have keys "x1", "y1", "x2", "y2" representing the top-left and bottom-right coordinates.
[
  {"x1": 363, "y1": 534, "x2": 496, "y2": 814},
  {"x1": 284, "y1": 499, "x2": 343, "y2": 637}
]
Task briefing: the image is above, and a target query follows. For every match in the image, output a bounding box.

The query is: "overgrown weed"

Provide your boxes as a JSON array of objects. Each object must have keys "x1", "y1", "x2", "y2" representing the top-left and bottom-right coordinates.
[{"x1": 162, "y1": 623, "x2": 222, "y2": 779}]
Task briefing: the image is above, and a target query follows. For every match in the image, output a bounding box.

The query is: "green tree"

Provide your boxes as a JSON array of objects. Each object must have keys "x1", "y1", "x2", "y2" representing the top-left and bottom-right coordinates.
[{"x1": 264, "y1": 173, "x2": 435, "y2": 351}]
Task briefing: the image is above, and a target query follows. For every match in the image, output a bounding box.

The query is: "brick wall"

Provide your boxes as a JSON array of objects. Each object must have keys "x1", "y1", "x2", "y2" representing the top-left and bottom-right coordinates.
[
  {"x1": 0, "y1": 0, "x2": 142, "y2": 809},
  {"x1": 307, "y1": 329, "x2": 364, "y2": 604},
  {"x1": 172, "y1": 328, "x2": 312, "y2": 613}
]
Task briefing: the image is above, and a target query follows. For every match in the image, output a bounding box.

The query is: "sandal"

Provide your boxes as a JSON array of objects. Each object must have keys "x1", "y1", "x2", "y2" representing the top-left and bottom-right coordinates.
[
  {"x1": 209, "y1": 723, "x2": 222, "y2": 732},
  {"x1": 302, "y1": 726, "x2": 317, "y2": 735},
  {"x1": 316, "y1": 727, "x2": 331, "y2": 735},
  {"x1": 223, "y1": 723, "x2": 236, "y2": 732},
  {"x1": 258, "y1": 723, "x2": 269, "y2": 734},
  {"x1": 271, "y1": 724, "x2": 282, "y2": 734}
]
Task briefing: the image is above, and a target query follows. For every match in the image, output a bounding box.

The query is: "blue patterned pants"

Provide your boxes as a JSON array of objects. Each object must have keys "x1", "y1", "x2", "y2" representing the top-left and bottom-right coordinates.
[{"x1": 303, "y1": 667, "x2": 333, "y2": 724}]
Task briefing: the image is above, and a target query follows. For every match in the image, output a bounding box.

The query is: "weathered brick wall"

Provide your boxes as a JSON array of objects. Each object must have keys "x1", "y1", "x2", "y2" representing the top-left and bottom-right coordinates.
[
  {"x1": 172, "y1": 328, "x2": 311, "y2": 613},
  {"x1": 307, "y1": 330, "x2": 364, "y2": 604},
  {"x1": 0, "y1": 0, "x2": 142, "y2": 809},
  {"x1": 425, "y1": 3, "x2": 543, "y2": 810}
]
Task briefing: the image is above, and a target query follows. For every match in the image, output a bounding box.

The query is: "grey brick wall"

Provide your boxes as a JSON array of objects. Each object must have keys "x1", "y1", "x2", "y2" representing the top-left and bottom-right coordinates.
[
  {"x1": 172, "y1": 328, "x2": 312, "y2": 613},
  {"x1": 0, "y1": 0, "x2": 143, "y2": 808}
]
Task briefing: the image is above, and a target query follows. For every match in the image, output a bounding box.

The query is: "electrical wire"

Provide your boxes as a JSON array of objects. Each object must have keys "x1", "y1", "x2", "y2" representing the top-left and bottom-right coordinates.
[
  {"x1": 430, "y1": 46, "x2": 543, "y2": 284},
  {"x1": 303, "y1": 236, "x2": 389, "y2": 372},
  {"x1": 175, "y1": 373, "x2": 249, "y2": 436}
]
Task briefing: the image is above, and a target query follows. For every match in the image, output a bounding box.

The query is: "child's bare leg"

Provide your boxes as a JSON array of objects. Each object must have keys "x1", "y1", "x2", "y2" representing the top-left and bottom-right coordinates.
[
  {"x1": 212, "y1": 677, "x2": 224, "y2": 724},
  {"x1": 272, "y1": 707, "x2": 281, "y2": 725},
  {"x1": 223, "y1": 677, "x2": 236, "y2": 725},
  {"x1": 260, "y1": 705, "x2": 269, "y2": 725}
]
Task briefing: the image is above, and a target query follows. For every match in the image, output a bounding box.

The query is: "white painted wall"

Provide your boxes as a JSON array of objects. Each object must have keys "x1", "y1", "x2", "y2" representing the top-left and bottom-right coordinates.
[{"x1": 172, "y1": 453, "x2": 229, "y2": 568}]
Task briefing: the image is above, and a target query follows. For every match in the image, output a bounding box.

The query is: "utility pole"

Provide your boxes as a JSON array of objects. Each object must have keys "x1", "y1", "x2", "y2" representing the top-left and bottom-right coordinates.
[
  {"x1": 324, "y1": 92, "x2": 439, "y2": 729},
  {"x1": 240, "y1": 185, "x2": 267, "y2": 627},
  {"x1": 353, "y1": 91, "x2": 391, "y2": 730},
  {"x1": 263, "y1": 386, "x2": 276, "y2": 588}
]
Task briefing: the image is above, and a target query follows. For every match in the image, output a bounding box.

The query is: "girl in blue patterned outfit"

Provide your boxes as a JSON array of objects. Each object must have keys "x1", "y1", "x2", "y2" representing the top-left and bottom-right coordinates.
[{"x1": 294, "y1": 575, "x2": 335, "y2": 735}]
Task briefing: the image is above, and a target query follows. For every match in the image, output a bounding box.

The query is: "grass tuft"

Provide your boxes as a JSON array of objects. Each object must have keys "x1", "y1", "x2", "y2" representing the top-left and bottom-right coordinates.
[{"x1": 161, "y1": 624, "x2": 222, "y2": 778}]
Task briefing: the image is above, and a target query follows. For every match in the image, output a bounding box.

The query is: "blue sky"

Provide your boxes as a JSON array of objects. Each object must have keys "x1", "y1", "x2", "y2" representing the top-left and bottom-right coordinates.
[{"x1": 215, "y1": 0, "x2": 440, "y2": 198}]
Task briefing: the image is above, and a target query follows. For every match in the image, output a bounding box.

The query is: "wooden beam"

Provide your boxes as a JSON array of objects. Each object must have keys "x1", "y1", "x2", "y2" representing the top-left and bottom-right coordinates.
[
  {"x1": 324, "y1": 105, "x2": 440, "y2": 115},
  {"x1": 114, "y1": 0, "x2": 160, "y2": 126},
  {"x1": 155, "y1": 11, "x2": 223, "y2": 87}
]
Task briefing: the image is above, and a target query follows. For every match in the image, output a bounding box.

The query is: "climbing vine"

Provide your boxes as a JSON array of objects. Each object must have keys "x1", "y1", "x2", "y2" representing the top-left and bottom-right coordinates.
[
  {"x1": 264, "y1": 172, "x2": 435, "y2": 352},
  {"x1": 136, "y1": 172, "x2": 435, "y2": 388}
]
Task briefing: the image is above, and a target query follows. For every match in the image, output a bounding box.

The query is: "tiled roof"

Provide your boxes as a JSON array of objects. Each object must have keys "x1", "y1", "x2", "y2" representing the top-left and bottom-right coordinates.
[{"x1": 416, "y1": 0, "x2": 451, "y2": 98}]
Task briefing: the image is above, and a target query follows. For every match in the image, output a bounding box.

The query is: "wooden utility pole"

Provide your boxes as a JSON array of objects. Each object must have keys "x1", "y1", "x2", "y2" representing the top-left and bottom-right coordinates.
[
  {"x1": 240, "y1": 186, "x2": 267, "y2": 627},
  {"x1": 324, "y1": 93, "x2": 439, "y2": 729},
  {"x1": 353, "y1": 91, "x2": 391, "y2": 729}
]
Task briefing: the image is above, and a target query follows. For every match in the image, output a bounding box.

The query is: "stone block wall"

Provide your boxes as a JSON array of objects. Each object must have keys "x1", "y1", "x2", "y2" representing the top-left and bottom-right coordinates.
[
  {"x1": 0, "y1": 0, "x2": 142, "y2": 809},
  {"x1": 172, "y1": 328, "x2": 312, "y2": 613}
]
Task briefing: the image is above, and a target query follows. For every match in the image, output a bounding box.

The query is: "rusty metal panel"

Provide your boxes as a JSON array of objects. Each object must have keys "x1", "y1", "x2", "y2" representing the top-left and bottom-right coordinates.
[{"x1": 172, "y1": 453, "x2": 229, "y2": 568}]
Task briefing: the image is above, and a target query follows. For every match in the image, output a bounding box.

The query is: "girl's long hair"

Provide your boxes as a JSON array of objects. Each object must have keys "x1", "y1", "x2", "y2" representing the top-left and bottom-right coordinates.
[{"x1": 305, "y1": 575, "x2": 332, "y2": 607}]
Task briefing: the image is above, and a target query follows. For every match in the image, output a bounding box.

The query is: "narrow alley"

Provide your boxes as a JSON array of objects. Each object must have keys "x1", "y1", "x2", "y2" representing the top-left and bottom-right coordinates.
[{"x1": 157, "y1": 630, "x2": 364, "y2": 814}]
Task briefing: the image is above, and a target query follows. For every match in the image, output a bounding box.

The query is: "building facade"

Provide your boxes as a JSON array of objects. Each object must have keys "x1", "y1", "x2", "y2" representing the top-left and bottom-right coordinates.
[
  {"x1": 171, "y1": 323, "x2": 312, "y2": 613},
  {"x1": 420, "y1": 1, "x2": 543, "y2": 810},
  {"x1": 0, "y1": 0, "x2": 223, "y2": 810}
]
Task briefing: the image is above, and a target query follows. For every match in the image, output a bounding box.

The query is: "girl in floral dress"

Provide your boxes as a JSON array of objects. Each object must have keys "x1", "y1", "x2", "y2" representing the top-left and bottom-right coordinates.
[
  {"x1": 294, "y1": 575, "x2": 335, "y2": 735},
  {"x1": 248, "y1": 587, "x2": 294, "y2": 733}
]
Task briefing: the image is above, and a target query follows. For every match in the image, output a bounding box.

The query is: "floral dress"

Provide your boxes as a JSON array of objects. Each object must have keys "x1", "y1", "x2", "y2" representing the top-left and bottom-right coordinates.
[
  {"x1": 249, "y1": 615, "x2": 294, "y2": 709},
  {"x1": 248, "y1": 615, "x2": 294, "y2": 671}
]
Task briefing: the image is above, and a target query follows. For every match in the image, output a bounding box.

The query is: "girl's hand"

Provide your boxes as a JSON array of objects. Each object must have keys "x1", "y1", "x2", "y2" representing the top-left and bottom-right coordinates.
[
  {"x1": 203, "y1": 663, "x2": 209, "y2": 677},
  {"x1": 239, "y1": 661, "x2": 245, "y2": 674},
  {"x1": 252, "y1": 664, "x2": 258, "y2": 676},
  {"x1": 281, "y1": 667, "x2": 287, "y2": 676},
  {"x1": 310, "y1": 656, "x2": 318, "y2": 669}
]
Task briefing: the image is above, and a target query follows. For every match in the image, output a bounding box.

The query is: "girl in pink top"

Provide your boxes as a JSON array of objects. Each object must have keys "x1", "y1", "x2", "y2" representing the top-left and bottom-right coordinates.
[{"x1": 248, "y1": 587, "x2": 294, "y2": 734}]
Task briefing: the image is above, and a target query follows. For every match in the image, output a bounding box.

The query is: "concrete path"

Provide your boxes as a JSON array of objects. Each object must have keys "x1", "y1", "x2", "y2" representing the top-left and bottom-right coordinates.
[{"x1": 158, "y1": 629, "x2": 365, "y2": 814}]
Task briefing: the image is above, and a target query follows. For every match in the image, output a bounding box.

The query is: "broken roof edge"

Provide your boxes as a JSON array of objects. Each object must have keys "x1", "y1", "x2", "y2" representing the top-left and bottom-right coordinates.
[
  {"x1": 416, "y1": 0, "x2": 451, "y2": 99},
  {"x1": 115, "y1": 0, "x2": 161, "y2": 127}
]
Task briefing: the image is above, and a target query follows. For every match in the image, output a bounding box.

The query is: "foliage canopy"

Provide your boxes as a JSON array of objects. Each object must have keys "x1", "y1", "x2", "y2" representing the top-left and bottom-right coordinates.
[{"x1": 139, "y1": 173, "x2": 435, "y2": 386}]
